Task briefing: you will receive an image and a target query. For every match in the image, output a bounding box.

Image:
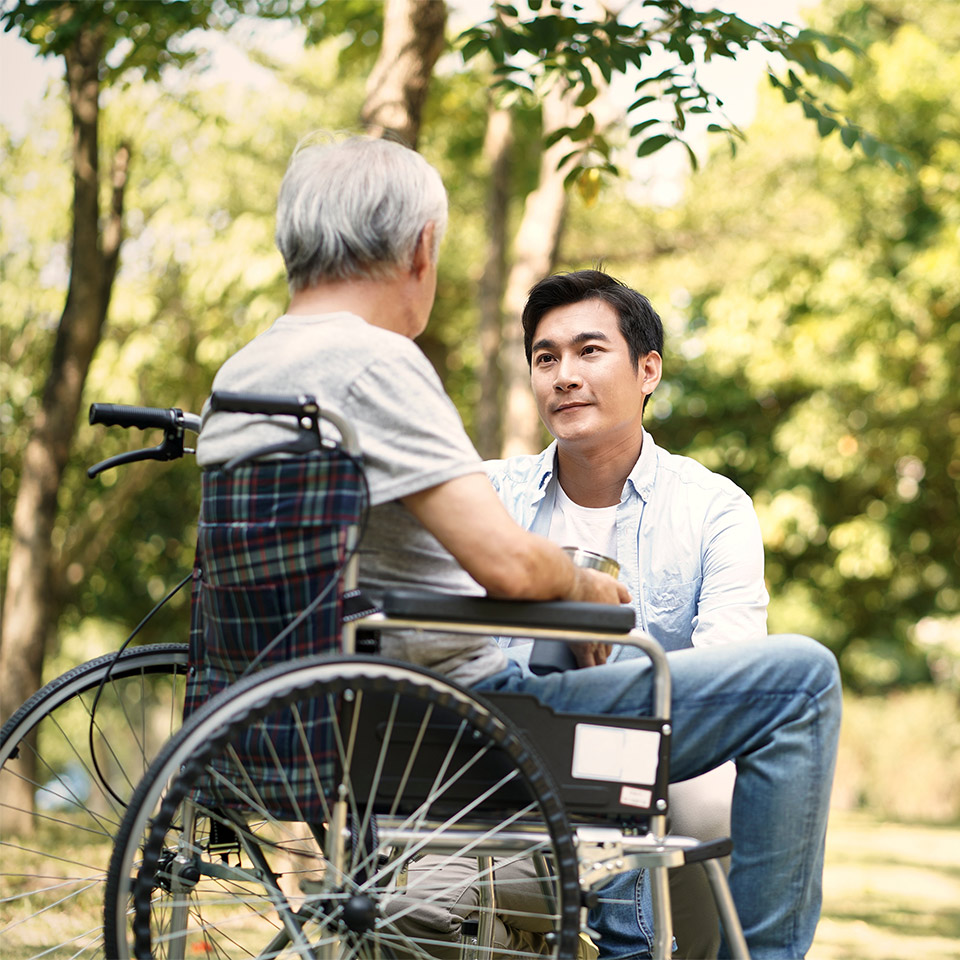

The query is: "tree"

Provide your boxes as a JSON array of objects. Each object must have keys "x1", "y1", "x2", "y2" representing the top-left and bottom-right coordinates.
[
  {"x1": 0, "y1": 0, "x2": 910, "y2": 733},
  {"x1": 0, "y1": 1, "x2": 266, "y2": 725},
  {"x1": 360, "y1": 0, "x2": 446, "y2": 149},
  {"x1": 458, "y1": 0, "x2": 907, "y2": 454},
  {"x1": 1, "y1": 3, "x2": 139, "y2": 726},
  {"x1": 475, "y1": 102, "x2": 514, "y2": 458},
  {"x1": 499, "y1": 84, "x2": 580, "y2": 456},
  {"x1": 557, "y1": 0, "x2": 959, "y2": 689}
]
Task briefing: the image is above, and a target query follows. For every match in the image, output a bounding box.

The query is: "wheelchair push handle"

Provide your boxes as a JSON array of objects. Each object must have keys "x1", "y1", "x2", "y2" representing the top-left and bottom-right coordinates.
[
  {"x1": 211, "y1": 391, "x2": 321, "y2": 418},
  {"x1": 86, "y1": 403, "x2": 201, "y2": 478},
  {"x1": 210, "y1": 390, "x2": 361, "y2": 457}
]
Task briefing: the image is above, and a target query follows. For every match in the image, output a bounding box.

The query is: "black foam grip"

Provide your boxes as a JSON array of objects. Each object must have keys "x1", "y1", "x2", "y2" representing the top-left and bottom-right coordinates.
[
  {"x1": 210, "y1": 391, "x2": 316, "y2": 417},
  {"x1": 88, "y1": 403, "x2": 177, "y2": 430}
]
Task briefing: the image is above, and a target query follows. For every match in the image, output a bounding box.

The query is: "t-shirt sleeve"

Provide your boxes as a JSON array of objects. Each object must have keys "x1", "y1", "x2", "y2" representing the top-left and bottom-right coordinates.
[{"x1": 344, "y1": 346, "x2": 483, "y2": 505}]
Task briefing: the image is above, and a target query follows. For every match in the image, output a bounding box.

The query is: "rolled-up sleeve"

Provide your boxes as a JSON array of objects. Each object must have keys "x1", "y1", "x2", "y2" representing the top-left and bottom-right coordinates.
[{"x1": 690, "y1": 487, "x2": 769, "y2": 646}]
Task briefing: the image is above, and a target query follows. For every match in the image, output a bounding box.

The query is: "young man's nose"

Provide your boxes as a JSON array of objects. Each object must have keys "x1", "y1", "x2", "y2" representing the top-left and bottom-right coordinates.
[{"x1": 554, "y1": 358, "x2": 583, "y2": 390}]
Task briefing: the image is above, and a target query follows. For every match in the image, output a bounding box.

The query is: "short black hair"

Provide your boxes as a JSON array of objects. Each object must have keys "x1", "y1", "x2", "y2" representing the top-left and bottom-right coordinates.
[{"x1": 522, "y1": 269, "x2": 664, "y2": 369}]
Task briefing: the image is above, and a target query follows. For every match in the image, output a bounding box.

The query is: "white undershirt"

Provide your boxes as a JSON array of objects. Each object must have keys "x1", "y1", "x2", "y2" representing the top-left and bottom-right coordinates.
[{"x1": 548, "y1": 483, "x2": 619, "y2": 561}]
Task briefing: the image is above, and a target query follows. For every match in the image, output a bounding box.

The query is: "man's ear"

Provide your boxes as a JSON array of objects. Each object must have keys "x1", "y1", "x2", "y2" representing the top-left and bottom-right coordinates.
[
  {"x1": 640, "y1": 351, "x2": 663, "y2": 396},
  {"x1": 411, "y1": 222, "x2": 436, "y2": 279}
]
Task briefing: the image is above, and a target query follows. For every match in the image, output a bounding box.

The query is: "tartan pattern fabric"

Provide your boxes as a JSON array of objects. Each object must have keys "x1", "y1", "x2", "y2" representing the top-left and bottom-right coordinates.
[{"x1": 184, "y1": 452, "x2": 366, "y2": 821}]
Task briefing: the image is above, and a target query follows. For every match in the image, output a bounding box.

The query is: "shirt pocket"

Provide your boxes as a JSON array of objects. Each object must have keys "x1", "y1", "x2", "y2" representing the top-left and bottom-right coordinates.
[{"x1": 644, "y1": 577, "x2": 701, "y2": 649}]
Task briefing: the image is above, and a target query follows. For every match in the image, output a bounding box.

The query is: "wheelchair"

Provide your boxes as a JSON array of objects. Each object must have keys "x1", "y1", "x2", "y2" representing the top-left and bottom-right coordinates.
[{"x1": 103, "y1": 392, "x2": 748, "y2": 960}]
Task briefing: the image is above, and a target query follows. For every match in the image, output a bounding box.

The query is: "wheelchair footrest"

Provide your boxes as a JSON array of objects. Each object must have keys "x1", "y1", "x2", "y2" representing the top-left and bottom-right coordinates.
[{"x1": 682, "y1": 837, "x2": 733, "y2": 863}]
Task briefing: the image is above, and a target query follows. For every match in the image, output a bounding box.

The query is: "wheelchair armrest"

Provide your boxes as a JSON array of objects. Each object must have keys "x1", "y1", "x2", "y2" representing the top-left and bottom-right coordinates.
[{"x1": 380, "y1": 589, "x2": 635, "y2": 634}]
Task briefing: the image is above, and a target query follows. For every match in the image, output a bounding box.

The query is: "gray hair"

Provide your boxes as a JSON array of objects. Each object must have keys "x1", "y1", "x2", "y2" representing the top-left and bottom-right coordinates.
[{"x1": 275, "y1": 134, "x2": 448, "y2": 291}]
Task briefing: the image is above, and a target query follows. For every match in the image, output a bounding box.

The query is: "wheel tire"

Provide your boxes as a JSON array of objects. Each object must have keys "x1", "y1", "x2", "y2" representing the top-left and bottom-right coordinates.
[
  {"x1": 106, "y1": 656, "x2": 581, "y2": 960},
  {"x1": 0, "y1": 643, "x2": 190, "y2": 959}
]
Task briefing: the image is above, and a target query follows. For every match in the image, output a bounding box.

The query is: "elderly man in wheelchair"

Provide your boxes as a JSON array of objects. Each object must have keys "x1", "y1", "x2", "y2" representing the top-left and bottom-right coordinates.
[{"x1": 105, "y1": 135, "x2": 841, "y2": 960}]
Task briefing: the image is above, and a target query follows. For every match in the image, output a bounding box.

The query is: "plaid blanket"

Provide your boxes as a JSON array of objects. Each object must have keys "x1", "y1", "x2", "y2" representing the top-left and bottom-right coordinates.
[{"x1": 184, "y1": 452, "x2": 366, "y2": 821}]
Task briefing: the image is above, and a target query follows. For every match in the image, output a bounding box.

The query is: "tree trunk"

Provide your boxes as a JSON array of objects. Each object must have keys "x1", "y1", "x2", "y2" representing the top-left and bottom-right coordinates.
[
  {"x1": 474, "y1": 105, "x2": 514, "y2": 459},
  {"x1": 499, "y1": 86, "x2": 580, "y2": 457},
  {"x1": 360, "y1": 0, "x2": 447, "y2": 149},
  {"x1": 0, "y1": 23, "x2": 127, "y2": 747}
]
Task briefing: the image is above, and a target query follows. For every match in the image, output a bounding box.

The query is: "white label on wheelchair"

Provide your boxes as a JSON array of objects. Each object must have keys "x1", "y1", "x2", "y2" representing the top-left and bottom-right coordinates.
[
  {"x1": 618, "y1": 785, "x2": 653, "y2": 808},
  {"x1": 571, "y1": 723, "x2": 661, "y2": 786}
]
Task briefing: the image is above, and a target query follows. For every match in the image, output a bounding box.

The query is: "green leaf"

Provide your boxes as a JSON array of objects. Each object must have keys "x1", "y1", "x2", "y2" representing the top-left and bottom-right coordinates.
[
  {"x1": 569, "y1": 113, "x2": 595, "y2": 140},
  {"x1": 817, "y1": 115, "x2": 838, "y2": 137},
  {"x1": 840, "y1": 124, "x2": 859, "y2": 149},
  {"x1": 817, "y1": 61, "x2": 853, "y2": 93},
  {"x1": 636, "y1": 134, "x2": 672, "y2": 157},
  {"x1": 575, "y1": 83, "x2": 598, "y2": 107},
  {"x1": 630, "y1": 118, "x2": 660, "y2": 137},
  {"x1": 543, "y1": 125, "x2": 574, "y2": 149},
  {"x1": 635, "y1": 67, "x2": 675, "y2": 91},
  {"x1": 563, "y1": 164, "x2": 584, "y2": 189},
  {"x1": 628, "y1": 95, "x2": 656, "y2": 112}
]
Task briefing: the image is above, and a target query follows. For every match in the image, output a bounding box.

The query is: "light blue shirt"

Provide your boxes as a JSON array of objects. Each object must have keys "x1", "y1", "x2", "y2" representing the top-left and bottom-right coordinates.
[{"x1": 486, "y1": 429, "x2": 768, "y2": 661}]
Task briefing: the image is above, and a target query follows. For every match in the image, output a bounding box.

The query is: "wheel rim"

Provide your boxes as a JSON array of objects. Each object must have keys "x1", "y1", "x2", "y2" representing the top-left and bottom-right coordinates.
[
  {"x1": 0, "y1": 645, "x2": 189, "y2": 960},
  {"x1": 112, "y1": 658, "x2": 579, "y2": 960}
]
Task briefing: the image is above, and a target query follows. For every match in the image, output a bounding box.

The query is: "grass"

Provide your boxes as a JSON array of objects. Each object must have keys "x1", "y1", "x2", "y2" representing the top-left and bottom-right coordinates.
[
  {"x1": 812, "y1": 808, "x2": 960, "y2": 960},
  {"x1": 4, "y1": 807, "x2": 960, "y2": 958}
]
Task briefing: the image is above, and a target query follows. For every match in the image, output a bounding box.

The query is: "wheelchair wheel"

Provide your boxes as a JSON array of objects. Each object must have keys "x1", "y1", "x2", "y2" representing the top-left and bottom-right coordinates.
[
  {"x1": 106, "y1": 656, "x2": 580, "y2": 960},
  {"x1": 0, "y1": 643, "x2": 189, "y2": 960}
]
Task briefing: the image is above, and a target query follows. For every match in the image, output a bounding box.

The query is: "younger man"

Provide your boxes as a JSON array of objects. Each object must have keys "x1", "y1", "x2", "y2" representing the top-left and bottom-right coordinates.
[{"x1": 487, "y1": 270, "x2": 770, "y2": 957}]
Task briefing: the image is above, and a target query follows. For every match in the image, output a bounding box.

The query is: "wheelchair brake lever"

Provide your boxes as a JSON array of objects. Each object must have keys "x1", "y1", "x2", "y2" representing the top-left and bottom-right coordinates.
[{"x1": 87, "y1": 424, "x2": 189, "y2": 478}]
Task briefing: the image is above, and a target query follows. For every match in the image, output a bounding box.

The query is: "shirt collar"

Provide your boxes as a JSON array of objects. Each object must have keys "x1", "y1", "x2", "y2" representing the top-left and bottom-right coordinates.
[
  {"x1": 624, "y1": 427, "x2": 658, "y2": 503},
  {"x1": 532, "y1": 440, "x2": 559, "y2": 502},
  {"x1": 537, "y1": 432, "x2": 658, "y2": 504}
]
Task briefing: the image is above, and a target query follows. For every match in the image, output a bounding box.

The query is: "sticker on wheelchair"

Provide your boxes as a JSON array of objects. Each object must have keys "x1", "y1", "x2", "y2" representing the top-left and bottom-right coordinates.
[
  {"x1": 571, "y1": 722, "x2": 661, "y2": 789},
  {"x1": 618, "y1": 785, "x2": 653, "y2": 808}
]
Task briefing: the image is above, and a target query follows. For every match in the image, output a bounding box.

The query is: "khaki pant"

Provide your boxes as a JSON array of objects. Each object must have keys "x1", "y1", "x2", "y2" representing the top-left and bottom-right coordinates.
[{"x1": 382, "y1": 854, "x2": 596, "y2": 959}]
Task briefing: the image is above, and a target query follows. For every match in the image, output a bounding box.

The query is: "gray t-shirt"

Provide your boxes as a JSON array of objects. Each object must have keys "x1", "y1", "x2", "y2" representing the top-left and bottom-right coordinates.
[{"x1": 197, "y1": 312, "x2": 507, "y2": 685}]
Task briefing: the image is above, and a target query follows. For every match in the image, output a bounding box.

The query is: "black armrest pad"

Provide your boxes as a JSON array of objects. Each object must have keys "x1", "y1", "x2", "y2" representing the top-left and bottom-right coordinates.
[
  {"x1": 380, "y1": 589, "x2": 635, "y2": 635},
  {"x1": 683, "y1": 837, "x2": 734, "y2": 863}
]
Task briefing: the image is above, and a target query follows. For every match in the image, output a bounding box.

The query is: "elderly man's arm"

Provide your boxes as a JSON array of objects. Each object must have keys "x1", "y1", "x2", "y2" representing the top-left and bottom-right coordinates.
[{"x1": 403, "y1": 473, "x2": 630, "y2": 609}]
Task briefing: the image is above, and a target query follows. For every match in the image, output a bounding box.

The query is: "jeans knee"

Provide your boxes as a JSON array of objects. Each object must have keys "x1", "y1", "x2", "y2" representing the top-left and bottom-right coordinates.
[{"x1": 769, "y1": 633, "x2": 842, "y2": 714}]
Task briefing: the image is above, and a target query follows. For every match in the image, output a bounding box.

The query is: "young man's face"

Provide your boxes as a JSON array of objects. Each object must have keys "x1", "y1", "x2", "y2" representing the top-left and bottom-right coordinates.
[{"x1": 529, "y1": 298, "x2": 661, "y2": 454}]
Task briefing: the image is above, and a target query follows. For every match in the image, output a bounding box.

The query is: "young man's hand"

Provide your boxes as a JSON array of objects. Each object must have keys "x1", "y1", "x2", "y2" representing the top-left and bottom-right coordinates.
[{"x1": 566, "y1": 566, "x2": 631, "y2": 667}]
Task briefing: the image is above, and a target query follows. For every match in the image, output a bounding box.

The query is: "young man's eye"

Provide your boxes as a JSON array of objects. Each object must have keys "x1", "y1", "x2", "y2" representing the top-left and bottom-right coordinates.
[{"x1": 534, "y1": 354, "x2": 555, "y2": 365}]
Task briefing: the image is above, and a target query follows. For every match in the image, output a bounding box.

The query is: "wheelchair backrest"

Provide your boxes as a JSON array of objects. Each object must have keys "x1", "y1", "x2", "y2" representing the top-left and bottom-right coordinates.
[{"x1": 184, "y1": 394, "x2": 368, "y2": 821}]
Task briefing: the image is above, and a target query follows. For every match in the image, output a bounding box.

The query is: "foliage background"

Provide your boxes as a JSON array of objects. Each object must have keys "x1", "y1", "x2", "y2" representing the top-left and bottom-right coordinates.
[{"x1": 1, "y1": 0, "x2": 958, "y2": 819}]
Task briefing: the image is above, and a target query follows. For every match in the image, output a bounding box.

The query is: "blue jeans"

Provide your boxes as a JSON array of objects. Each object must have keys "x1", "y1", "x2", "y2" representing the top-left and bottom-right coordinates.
[{"x1": 473, "y1": 634, "x2": 842, "y2": 960}]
